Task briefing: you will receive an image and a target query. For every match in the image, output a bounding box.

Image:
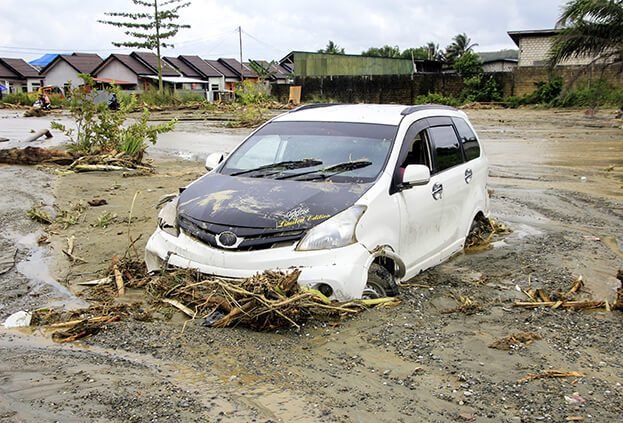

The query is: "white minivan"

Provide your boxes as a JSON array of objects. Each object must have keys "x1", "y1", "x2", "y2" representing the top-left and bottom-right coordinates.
[{"x1": 145, "y1": 104, "x2": 489, "y2": 300}]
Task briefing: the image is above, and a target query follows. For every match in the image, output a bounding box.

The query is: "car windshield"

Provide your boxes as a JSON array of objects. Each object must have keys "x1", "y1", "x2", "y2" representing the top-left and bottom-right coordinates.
[{"x1": 220, "y1": 121, "x2": 397, "y2": 183}]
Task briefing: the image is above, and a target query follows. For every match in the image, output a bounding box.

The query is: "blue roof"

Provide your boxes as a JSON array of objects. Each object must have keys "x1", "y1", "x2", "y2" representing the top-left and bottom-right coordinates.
[
  {"x1": 0, "y1": 83, "x2": 6, "y2": 91},
  {"x1": 29, "y1": 53, "x2": 69, "y2": 67}
]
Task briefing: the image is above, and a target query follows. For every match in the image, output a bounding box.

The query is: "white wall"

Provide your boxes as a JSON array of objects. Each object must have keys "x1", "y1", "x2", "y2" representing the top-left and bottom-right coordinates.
[
  {"x1": 44, "y1": 60, "x2": 82, "y2": 90},
  {"x1": 95, "y1": 60, "x2": 140, "y2": 88}
]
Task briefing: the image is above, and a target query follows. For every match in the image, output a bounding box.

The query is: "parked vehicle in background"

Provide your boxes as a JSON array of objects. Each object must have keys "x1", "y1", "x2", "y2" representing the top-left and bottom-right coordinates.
[{"x1": 145, "y1": 104, "x2": 489, "y2": 300}]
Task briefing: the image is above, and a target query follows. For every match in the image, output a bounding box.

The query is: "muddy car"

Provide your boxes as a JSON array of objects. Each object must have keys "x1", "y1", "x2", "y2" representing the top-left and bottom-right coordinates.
[{"x1": 145, "y1": 104, "x2": 489, "y2": 300}]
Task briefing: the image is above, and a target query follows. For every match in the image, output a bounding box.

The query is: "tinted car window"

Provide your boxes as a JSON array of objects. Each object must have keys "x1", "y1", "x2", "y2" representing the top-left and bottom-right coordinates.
[
  {"x1": 429, "y1": 125, "x2": 463, "y2": 172},
  {"x1": 452, "y1": 117, "x2": 481, "y2": 161}
]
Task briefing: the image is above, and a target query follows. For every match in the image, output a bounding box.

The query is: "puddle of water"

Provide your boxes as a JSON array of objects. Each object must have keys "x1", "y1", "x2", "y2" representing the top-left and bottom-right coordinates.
[{"x1": 16, "y1": 246, "x2": 88, "y2": 311}]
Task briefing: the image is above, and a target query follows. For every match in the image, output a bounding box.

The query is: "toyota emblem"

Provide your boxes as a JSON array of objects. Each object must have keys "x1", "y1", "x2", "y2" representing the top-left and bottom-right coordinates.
[{"x1": 217, "y1": 231, "x2": 238, "y2": 247}]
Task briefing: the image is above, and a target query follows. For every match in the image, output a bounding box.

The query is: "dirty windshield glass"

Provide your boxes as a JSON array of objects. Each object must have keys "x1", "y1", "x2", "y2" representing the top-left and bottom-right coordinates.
[{"x1": 221, "y1": 121, "x2": 396, "y2": 183}]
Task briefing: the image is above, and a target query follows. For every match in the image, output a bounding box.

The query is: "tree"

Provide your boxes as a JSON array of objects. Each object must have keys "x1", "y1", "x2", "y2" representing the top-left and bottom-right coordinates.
[
  {"x1": 318, "y1": 40, "x2": 345, "y2": 54},
  {"x1": 400, "y1": 47, "x2": 429, "y2": 60},
  {"x1": 445, "y1": 33, "x2": 479, "y2": 64},
  {"x1": 362, "y1": 45, "x2": 401, "y2": 58},
  {"x1": 453, "y1": 51, "x2": 483, "y2": 78},
  {"x1": 548, "y1": 0, "x2": 623, "y2": 67},
  {"x1": 425, "y1": 42, "x2": 445, "y2": 61},
  {"x1": 99, "y1": 0, "x2": 191, "y2": 93}
]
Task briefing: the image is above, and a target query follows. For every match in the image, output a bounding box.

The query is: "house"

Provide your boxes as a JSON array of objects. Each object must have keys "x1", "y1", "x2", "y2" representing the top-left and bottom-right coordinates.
[
  {"x1": 249, "y1": 60, "x2": 292, "y2": 84},
  {"x1": 217, "y1": 58, "x2": 259, "y2": 83},
  {"x1": 0, "y1": 58, "x2": 42, "y2": 93},
  {"x1": 507, "y1": 29, "x2": 602, "y2": 67},
  {"x1": 92, "y1": 51, "x2": 208, "y2": 93},
  {"x1": 175, "y1": 55, "x2": 227, "y2": 100},
  {"x1": 278, "y1": 51, "x2": 441, "y2": 77},
  {"x1": 40, "y1": 53, "x2": 103, "y2": 93},
  {"x1": 478, "y1": 50, "x2": 519, "y2": 73}
]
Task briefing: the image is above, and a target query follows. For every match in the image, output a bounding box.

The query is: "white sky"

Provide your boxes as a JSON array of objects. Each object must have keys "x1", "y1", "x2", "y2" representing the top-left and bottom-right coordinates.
[{"x1": 0, "y1": 0, "x2": 567, "y2": 61}]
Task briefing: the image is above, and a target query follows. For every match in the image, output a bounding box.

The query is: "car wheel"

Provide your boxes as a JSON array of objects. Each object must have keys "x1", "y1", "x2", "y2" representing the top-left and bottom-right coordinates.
[
  {"x1": 465, "y1": 215, "x2": 486, "y2": 248},
  {"x1": 363, "y1": 263, "x2": 399, "y2": 299}
]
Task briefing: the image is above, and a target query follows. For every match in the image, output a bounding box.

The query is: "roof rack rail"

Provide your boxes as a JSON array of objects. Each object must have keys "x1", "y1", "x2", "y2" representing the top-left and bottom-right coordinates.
[
  {"x1": 401, "y1": 104, "x2": 458, "y2": 116},
  {"x1": 289, "y1": 103, "x2": 337, "y2": 113}
]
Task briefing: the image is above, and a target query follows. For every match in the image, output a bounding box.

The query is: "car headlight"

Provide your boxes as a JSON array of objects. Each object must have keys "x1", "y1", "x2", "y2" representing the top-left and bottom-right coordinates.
[
  {"x1": 158, "y1": 197, "x2": 179, "y2": 237},
  {"x1": 296, "y1": 205, "x2": 366, "y2": 251}
]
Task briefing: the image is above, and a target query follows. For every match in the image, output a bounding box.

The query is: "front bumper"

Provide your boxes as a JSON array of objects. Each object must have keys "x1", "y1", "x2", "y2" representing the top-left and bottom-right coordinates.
[{"x1": 144, "y1": 228, "x2": 372, "y2": 301}]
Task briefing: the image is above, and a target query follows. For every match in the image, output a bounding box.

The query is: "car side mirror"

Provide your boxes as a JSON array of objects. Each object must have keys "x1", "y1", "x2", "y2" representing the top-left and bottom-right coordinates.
[
  {"x1": 402, "y1": 164, "x2": 430, "y2": 187},
  {"x1": 205, "y1": 152, "x2": 227, "y2": 171}
]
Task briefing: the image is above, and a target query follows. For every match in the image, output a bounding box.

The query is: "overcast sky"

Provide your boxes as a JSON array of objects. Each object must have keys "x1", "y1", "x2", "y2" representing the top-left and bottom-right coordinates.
[{"x1": 1, "y1": 0, "x2": 567, "y2": 62}]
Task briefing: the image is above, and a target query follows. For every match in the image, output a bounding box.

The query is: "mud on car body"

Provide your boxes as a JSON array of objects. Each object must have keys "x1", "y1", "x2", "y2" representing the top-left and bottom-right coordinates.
[{"x1": 145, "y1": 104, "x2": 489, "y2": 300}]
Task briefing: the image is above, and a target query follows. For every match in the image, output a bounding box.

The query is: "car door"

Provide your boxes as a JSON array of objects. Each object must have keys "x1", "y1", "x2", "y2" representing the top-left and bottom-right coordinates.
[
  {"x1": 391, "y1": 120, "x2": 446, "y2": 277},
  {"x1": 427, "y1": 118, "x2": 469, "y2": 251}
]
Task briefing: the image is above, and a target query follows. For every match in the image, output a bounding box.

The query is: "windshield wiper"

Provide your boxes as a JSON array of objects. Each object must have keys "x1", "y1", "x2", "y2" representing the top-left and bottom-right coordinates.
[
  {"x1": 230, "y1": 159, "x2": 323, "y2": 177},
  {"x1": 278, "y1": 160, "x2": 373, "y2": 181}
]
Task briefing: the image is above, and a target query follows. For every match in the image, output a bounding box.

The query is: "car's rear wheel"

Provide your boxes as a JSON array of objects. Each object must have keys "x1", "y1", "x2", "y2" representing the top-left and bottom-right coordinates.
[{"x1": 363, "y1": 263, "x2": 399, "y2": 299}]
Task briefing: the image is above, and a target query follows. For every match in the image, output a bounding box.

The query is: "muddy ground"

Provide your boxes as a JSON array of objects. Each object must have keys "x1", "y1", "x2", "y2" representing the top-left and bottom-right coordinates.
[{"x1": 0, "y1": 107, "x2": 622, "y2": 422}]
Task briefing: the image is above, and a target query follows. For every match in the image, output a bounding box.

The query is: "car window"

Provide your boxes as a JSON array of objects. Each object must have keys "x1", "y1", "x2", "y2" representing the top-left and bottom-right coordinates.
[
  {"x1": 221, "y1": 121, "x2": 396, "y2": 183},
  {"x1": 452, "y1": 117, "x2": 481, "y2": 161},
  {"x1": 401, "y1": 130, "x2": 431, "y2": 169},
  {"x1": 429, "y1": 125, "x2": 463, "y2": 172},
  {"x1": 227, "y1": 134, "x2": 282, "y2": 169}
]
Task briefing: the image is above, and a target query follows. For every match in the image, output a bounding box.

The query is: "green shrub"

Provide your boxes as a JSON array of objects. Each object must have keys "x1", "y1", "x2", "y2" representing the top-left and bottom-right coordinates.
[
  {"x1": 235, "y1": 80, "x2": 271, "y2": 105},
  {"x1": 414, "y1": 92, "x2": 461, "y2": 107},
  {"x1": 554, "y1": 80, "x2": 623, "y2": 108},
  {"x1": 1, "y1": 92, "x2": 36, "y2": 106}
]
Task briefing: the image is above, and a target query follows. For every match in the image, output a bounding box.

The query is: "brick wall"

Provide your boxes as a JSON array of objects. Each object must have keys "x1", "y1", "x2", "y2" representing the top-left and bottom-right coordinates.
[{"x1": 519, "y1": 36, "x2": 602, "y2": 67}]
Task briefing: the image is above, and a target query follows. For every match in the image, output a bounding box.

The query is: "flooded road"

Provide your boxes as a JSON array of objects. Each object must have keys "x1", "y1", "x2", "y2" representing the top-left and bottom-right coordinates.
[{"x1": 1, "y1": 107, "x2": 622, "y2": 422}]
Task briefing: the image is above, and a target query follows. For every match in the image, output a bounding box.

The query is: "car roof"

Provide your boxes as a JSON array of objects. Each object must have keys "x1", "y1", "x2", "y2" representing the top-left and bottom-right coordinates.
[{"x1": 274, "y1": 103, "x2": 464, "y2": 126}]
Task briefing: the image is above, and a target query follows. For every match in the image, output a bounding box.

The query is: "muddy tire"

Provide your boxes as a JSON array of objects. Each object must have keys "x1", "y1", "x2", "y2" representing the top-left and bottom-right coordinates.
[
  {"x1": 465, "y1": 216, "x2": 486, "y2": 248},
  {"x1": 363, "y1": 263, "x2": 399, "y2": 299}
]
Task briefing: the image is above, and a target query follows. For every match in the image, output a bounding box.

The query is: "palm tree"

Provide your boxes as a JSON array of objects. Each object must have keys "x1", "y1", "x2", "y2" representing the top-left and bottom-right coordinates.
[
  {"x1": 318, "y1": 40, "x2": 345, "y2": 54},
  {"x1": 548, "y1": 0, "x2": 623, "y2": 66},
  {"x1": 445, "y1": 33, "x2": 479, "y2": 63}
]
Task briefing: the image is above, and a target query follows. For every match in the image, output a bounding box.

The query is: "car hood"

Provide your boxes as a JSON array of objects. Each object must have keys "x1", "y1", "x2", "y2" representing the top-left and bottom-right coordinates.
[{"x1": 177, "y1": 173, "x2": 371, "y2": 230}]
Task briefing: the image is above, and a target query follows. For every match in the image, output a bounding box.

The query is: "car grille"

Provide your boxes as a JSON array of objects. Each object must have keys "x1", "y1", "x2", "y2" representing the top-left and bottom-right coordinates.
[{"x1": 177, "y1": 214, "x2": 305, "y2": 251}]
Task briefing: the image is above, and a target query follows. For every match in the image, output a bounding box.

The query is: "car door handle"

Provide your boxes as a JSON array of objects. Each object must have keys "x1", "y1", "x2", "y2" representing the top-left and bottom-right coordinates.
[
  {"x1": 464, "y1": 168, "x2": 473, "y2": 184},
  {"x1": 432, "y1": 183, "x2": 443, "y2": 200}
]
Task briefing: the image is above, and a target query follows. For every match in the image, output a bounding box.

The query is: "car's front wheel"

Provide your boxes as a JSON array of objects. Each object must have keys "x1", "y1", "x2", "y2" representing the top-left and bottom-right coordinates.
[{"x1": 363, "y1": 263, "x2": 399, "y2": 299}]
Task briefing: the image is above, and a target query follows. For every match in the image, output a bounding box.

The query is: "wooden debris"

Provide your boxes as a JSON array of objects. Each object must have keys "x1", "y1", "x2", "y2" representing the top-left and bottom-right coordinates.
[
  {"x1": 162, "y1": 298, "x2": 195, "y2": 318},
  {"x1": 443, "y1": 294, "x2": 482, "y2": 315},
  {"x1": 518, "y1": 370, "x2": 584, "y2": 383},
  {"x1": 88, "y1": 198, "x2": 108, "y2": 207},
  {"x1": 146, "y1": 269, "x2": 391, "y2": 330},
  {"x1": 0, "y1": 146, "x2": 77, "y2": 165},
  {"x1": 489, "y1": 331, "x2": 542, "y2": 350},
  {"x1": 514, "y1": 275, "x2": 613, "y2": 311},
  {"x1": 62, "y1": 236, "x2": 87, "y2": 264},
  {"x1": 23, "y1": 129, "x2": 53, "y2": 142},
  {"x1": 113, "y1": 263, "x2": 125, "y2": 296},
  {"x1": 567, "y1": 275, "x2": 584, "y2": 295},
  {"x1": 513, "y1": 300, "x2": 606, "y2": 310},
  {"x1": 51, "y1": 315, "x2": 120, "y2": 343},
  {"x1": 76, "y1": 277, "x2": 111, "y2": 286}
]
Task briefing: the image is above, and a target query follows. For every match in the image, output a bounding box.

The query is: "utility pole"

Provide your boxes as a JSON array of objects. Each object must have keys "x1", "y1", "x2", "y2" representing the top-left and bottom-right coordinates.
[{"x1": 238, "y1": 26, "x2": 244, "y2": 82}]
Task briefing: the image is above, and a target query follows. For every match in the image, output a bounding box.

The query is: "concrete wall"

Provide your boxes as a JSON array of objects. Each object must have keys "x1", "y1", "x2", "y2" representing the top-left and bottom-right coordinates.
[
  {"x1": 513, "y1": 64, "x2": 623, "y2": 96},
  {"x1": 483, "y1": 61, "x2": 517, "y2": 73},
  {"x1": 272, "y1": 74, "x2": 464, "y2": 104}
]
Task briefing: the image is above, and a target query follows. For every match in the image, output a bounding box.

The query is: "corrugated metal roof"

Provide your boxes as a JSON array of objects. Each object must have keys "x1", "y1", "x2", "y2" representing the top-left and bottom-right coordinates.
[
  {"x1": 131, "y1": 51, "x2": 180, "y2": 76},
  {"x1": 179, "y1": 55, "x2": 224, "y2": 78},
  {"x1": 102, "y1": 54, "x2": 152, "y2": 75},
  {"x1": 0, "y1": 58, "x2": 40, "y2": 78},
  {"x1": 164, "y1": 56, "x2": 202, "y2": 78}
]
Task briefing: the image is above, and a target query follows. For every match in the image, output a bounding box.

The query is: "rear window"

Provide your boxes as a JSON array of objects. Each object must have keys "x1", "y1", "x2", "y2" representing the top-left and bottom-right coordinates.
[
  {"x1": 429, "y1": 125, "x2": 463, "y2": 172},
  {"x1": 453, "y1": 117, "x2": 481, "y2": 161}
]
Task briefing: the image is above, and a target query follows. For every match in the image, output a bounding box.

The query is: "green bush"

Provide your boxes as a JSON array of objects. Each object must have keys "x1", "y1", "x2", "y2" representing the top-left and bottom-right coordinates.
[
  {"x1": 414, "y1": 92, "x2": 461, "y2": 107},
  {"x1": 554, "y1": 80, "x2": 623, "y2": 108},
  {"x1": 1, "y1": 92, "x2": 36, "y2": 106},
  {"x1": 235, "y1": 80, "x2": 271, "y2": 105},
  {"x1": 51, "y1": 74, "x2": 175, "y2": 162},
  {"x1": 527, "y1": 76, "x2": 563, "y2": 104}
]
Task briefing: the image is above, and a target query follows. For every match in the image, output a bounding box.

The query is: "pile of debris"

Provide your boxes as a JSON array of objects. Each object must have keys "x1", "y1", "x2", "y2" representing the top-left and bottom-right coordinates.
[
  {"x1": 464, "y1": 217, "x2": 511, "y2": 252},
  {"x1": 513, "y1": 273, "x2": 623, "y2": 311},
  {"x1": 146, "y1": 268, "x2": 396, "y2": 330}
]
